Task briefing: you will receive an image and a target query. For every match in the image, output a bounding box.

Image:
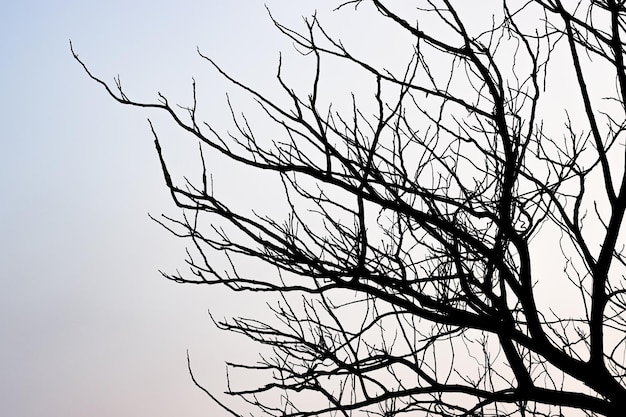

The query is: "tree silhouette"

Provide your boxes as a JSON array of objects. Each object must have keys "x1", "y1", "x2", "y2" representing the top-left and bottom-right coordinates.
[{"x1": 74, "y1": 1, "x2": 626, "y2": 416}]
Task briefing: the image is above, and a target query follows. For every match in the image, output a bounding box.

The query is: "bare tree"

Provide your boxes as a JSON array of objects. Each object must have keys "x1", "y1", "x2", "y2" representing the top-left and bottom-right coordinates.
[{"x1": 73, "y1": 0, "x2": 626, "y2": 415}]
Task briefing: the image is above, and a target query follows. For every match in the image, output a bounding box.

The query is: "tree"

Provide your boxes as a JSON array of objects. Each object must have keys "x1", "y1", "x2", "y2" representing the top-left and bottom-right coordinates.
[{"x1": 73, "y1": 0, "x2": 626, "y2": 415}]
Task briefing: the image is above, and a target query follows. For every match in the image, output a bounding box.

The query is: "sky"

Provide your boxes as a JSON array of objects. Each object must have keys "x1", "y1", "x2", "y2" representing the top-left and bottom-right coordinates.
[
  {"x1": 0, "y1": 1, "x2": 320, "y2": 416},
  {"x1": 1, "y1": 1, "x2": 619, "y2": 416}
]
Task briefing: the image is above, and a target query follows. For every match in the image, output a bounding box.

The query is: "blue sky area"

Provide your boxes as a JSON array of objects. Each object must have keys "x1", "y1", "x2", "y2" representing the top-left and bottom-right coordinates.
[{"x1": 0, "y1": 1, "x2": 320, "y2": 415}]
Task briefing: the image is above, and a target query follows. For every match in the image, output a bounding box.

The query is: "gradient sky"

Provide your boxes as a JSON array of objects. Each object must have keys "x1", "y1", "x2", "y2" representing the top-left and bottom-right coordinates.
[
  {"x1": 0, "y1": 1, "x2": 324, "y2": 416},
  {"x1": 2, "y1": 1, "x2": 613, "y2": 416}
]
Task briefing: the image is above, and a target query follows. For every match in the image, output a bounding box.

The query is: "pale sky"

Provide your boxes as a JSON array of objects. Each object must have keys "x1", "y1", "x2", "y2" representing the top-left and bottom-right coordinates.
[
  {"x1": 1, "y1": 1, "x2": 616, "y2": 416},
  {"x1": 0, "y1": 1, "x2": 318, "y2": 416}
]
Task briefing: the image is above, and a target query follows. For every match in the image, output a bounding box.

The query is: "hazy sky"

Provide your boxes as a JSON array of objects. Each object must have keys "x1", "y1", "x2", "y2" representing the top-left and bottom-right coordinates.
[
  {"x1": 2, "y1": 1, "x2": 613, "y2": 416},
  {"x1": 0, "y1": 1, "x2": 320, "y2": 416}
]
